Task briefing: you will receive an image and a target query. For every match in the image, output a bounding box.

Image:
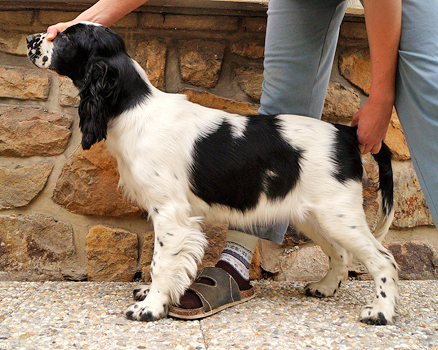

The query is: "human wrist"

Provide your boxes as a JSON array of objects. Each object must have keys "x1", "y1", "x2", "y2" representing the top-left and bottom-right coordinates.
[{"x1": 368, "y1": 86, "x2": 395, "y2": 109}]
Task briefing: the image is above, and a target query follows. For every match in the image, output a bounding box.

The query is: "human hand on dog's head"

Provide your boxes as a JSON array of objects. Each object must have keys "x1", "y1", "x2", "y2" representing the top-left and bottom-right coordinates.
[{"x1": 46, "y1": 21, "x2": 76, "y2": 41}]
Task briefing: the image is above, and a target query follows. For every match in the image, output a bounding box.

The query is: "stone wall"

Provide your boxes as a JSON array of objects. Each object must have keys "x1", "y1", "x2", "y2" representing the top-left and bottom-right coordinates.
[{"x1": 0, "y1": 1, "x2": 437, "y2": 283}]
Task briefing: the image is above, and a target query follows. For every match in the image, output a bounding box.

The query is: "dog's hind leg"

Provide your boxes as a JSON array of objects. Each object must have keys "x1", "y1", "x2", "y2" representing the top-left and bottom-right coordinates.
[
  {"x1": 125, "y1": 205, "x2": 207, "y2": 322},
  {"x1": 312, "y1": 207, "x2": 398, "y2": 325},
  {"x1": 294, "y1": 220, "x2": 352, "y2": 298}
]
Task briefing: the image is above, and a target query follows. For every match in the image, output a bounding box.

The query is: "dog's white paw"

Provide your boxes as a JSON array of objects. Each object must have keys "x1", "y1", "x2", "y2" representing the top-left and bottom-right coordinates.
[
  {"x1": 125, "y1": 299, "x2": 169, "y2": 322},
  {"x1": 305, "y1": 277, "x2": 343, "y2": 298},
  {"x1": 359, "y1": 302, "x2": 395, "y2": 325},
  {"x1": 133, "y1": 285, "x2": 151, "y2": 301}
]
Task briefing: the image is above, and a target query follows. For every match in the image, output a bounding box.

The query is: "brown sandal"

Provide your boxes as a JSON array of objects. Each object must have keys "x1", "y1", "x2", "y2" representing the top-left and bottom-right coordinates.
[{"x1": 168, "y1": 266, "x2": 255, "y2": 320}]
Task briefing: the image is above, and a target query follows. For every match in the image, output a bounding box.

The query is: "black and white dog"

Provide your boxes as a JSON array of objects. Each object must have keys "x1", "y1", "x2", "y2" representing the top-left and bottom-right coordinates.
[{"x1": 27, "y1": 23, "x2": 397, "y2": 325}]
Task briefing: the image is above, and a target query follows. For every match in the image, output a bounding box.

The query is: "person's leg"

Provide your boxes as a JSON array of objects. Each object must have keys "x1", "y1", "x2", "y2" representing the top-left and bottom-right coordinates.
[
  {"x1": 394, "y1": 0, "x2": 438, "y2": 226},
  {"x1": 249, "y1": 0, "x2": 350, "y2": 246},
  {"x1": 172, "y1": 0, "x2": 349, "y2": 316},
  {"x1": 260, "y1": 0, "x2": 349, "y2": 118},
  {"x1": 177, "y1": 230, "x2": 258, "y2": 309}
]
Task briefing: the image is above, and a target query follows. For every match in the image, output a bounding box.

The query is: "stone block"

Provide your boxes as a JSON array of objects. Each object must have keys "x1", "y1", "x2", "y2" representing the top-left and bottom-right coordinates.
[
  {"x1": 385, "y1": 242, "x2": 438, "y2": 280},
  {"x1": 230, "y1": 40, "x2": 264, "y2": 59},
  {"x1": 234, "y1": 66, "x2": 264, "y2": 102},
  {"x1": 113, "y1": 13, "x2": 138, "y2": 28},
  {"x1": 392, "y1": 161, "x2": 434, "y2": 228},
  {"x1": 340, "y1": 21, "x2": 368, "y2": 40},
  {"x1": 39, "y1": 11, "x2": 80, "y2": 26},
  {"x1": 362, "y1": 153, "x2": 381, "y2": 230},
  {"x1": 0, "y1": 214, "x2": 77, "y2": 281},
  {"x1": 385, "y1": 109, "x2": 411, "y2": 161},
  {"x1": 0, "y1": 66, "x2": 50, "y2": 100},
  {"x1": 138, "y1": 13, "x2": 165, "y2": 29},
  {"x1": 130, "y1": 38, "x2": 167, "y2": 88},
  {"x1": 140, "y1": 14, "x2": 238, "y2": 31},
  {"x1": 0, "y1": 106, "x2": 72, "y2": 157},
  {"x1": 86, "y1": 225, "x2": 138, "y2": 282},
  {"x1": 200, "y1": 223, "x2": 228, "y2": 268},
  {"x1": 250, "y1": 243, "x2": 262, "y2": 280},
  {"x1": 39, "y1": 10, "x2": 135, "y2": 29},
  {"x1": 59, "y1": 76, "x2": 80, "y2": 107},
  {"x1": 140, "y1": 231, "x2": 155, "y2": 282},
  {"x1": 322, "y1": 82, "x2": 361, "y2": 122},
  {"x1": 179, "y1": 40, "x2": 225, "y2": 88},
  {"x1": 342, "y1": 242, "x2": 438, "y2": 281},
  {"x1": 53, "y1": 141, "x2": 142, "y2": 217},
  {"x1": 241, "y1": 17, "x2": 267, "y2": 33},
  {"x1": 0, "y1": 162, "x2": 53, "y2": 209},
  {"x1": 181, "y1": 89, "x2": 259, "y2": 115},
  {"x1": 260, "y1": 240, "x2": 329, "y2": 282},
  {"x1": 282, "y1": 226, "x2": 312, "y2": 247},
  {"x1": 0, "y1": 11, "x2": 33, "y2": 26},
  {"x1": 339, "y1": 47, "x2": 371, "y2": 95},
  {"x1": 0, "y1": 31, "x2": 27, "y2": 55}
]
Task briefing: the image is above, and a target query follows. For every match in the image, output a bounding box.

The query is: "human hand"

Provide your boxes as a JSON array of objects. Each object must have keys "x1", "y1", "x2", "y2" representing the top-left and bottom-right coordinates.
[
  {"x1": 46, "y1": 21, "x2": 74, "y2": 41},
  {"x1": 351, "y1": 96, "x2": 393, "y2": 154}
]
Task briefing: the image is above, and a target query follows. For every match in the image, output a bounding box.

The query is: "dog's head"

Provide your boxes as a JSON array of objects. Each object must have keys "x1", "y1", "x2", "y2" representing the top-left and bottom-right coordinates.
[
  {"x1": 27, "y1": 22, "x2": 127, "y2": 87},
  {"x1": 27, "y1": 23, "x2": 143, "y2": 150}
]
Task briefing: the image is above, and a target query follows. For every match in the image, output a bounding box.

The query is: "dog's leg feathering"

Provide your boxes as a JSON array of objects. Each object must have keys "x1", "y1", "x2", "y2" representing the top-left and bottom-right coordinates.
[
  {"x1": 312, "y1": 206, "x2": 398, "y2": 325},
  {"x1": 296, "y1": 220, "x2": 352, "y2": 298},
  {"x1": 125, "y1": 205, "x2": 207, "y2": 322}
]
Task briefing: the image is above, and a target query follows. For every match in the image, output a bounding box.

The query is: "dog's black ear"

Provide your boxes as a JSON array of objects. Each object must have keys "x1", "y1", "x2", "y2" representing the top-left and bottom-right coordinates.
[{"x1": 78, "y1": 59, "x2": 120, "y2": 150}]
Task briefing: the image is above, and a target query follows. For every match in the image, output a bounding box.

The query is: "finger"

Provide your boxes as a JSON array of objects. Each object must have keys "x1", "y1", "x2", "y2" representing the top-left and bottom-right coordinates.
[
  {"x1": 351, "y1": 114, "x2": 359, "y2": 127},
  {"x1": 46, "y1": 26, "x2": 58, "y2": 41},
  {"x1": 370, "y1": 142, "x2": 382, "y2": 155}
]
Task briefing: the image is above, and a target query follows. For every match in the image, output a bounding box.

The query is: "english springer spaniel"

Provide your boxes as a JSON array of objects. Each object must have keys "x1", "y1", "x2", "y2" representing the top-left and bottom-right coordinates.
[{"x1": 27, "y1": 23, "x2": 397, "y2": 325}]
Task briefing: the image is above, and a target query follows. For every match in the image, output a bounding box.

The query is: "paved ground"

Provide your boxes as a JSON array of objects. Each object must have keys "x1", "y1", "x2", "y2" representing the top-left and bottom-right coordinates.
[{"x1": 1, "y1": 280, "x2": 437, "y2": 349}]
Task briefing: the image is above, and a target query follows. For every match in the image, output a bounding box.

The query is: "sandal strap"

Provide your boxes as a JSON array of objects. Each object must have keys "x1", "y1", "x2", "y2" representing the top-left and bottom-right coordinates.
[{"x1": 188, "y1": 266, "x2": 241, "y2": 313}]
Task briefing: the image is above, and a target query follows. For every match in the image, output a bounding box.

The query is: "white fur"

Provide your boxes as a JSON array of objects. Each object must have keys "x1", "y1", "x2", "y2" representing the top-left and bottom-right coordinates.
[
  {"x1": 28, "y1": 25, "x2": 397, "y2": 324},
  {"x1": 107, "y1": 62, "x2": 397, "y2": 324},
  {"x1": 27, "y1": 33, "x2": 53, "y2": 68}
]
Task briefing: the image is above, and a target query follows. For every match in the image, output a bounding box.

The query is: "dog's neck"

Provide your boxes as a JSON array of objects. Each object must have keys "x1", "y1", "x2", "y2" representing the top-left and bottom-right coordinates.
[{"x1": 114, "y1": 56, "x2": 153, "y2": 116}]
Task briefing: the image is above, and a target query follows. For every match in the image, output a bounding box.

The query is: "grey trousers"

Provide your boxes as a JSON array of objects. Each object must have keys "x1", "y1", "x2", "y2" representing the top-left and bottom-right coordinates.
[
  {"x1": 249, "y1": 0, "x2": 348, "y2": 243},
  {"x1": 395, "y1": 0, "x2": 438, "y2": 228},
  {"x1": 249, "y1": 0, "x2": 438, "y2": 243}
]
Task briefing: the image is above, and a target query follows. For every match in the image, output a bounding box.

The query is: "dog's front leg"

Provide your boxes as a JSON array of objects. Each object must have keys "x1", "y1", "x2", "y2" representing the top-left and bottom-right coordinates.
[{"x1": 125, "y1": 205, "x2": 207, "y2": 322}]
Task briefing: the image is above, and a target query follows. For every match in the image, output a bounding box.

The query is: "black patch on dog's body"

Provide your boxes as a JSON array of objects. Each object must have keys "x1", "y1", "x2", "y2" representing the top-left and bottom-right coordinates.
[
  {"x1": 189, "y1": 115, "x2": 303, "y2": 212},
  {"x1": 331, "y1": 124, "x2": 363, "y2": 183}
]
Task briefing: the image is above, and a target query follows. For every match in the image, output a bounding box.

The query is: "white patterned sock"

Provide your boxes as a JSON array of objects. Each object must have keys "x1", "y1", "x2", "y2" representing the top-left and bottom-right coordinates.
[{"x1": 219, "y1": 230, "x2": 259, "y2": 280}]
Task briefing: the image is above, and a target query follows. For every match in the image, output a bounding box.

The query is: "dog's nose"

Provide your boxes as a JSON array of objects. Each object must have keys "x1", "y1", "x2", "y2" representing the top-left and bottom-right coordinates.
[
  {"x1": 26, "y1": 34, "x2": 43, "y2": 48},
  {"x1": 26, "y1": 34, "x2": 37, "y2": 44}
]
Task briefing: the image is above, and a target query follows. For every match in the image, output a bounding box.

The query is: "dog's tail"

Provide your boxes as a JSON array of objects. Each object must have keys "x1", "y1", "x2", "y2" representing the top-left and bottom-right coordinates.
[{"x1": 371, "y1": 142, "x2": 394, "y2": 242}]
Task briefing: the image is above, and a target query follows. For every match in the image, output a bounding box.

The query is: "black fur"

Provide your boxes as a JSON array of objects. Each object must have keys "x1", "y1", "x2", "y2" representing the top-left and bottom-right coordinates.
[
  {"x1": 189, "y1": 115, "x2": 303, "y2": 212},
  {"x1": 371, "y1": 142, "x2": 394, "y2": 216},
  {"x1": 48, "y1": 24, "x2": 151, "y2": 150},
  {"x1": 332, "y1": 124, "x2": 393, "y2": 216},
  {"x1": 331, "y1": 124, "x2": 363, "y2": 183}
]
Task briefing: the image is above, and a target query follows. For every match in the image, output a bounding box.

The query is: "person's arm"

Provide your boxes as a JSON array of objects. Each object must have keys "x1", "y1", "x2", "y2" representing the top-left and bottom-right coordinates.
[
  {"x1": 351, "y1": 0, "x2": 402, "y2": 154},
  {"x1": 47, "y1": 0, "x2": 148, "y2": 40}
]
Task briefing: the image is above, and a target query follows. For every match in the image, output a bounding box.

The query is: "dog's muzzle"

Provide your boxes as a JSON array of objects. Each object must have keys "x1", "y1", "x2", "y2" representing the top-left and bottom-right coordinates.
[{"x1": 27, "y1": 33, "x2": 52, "y2": 68}]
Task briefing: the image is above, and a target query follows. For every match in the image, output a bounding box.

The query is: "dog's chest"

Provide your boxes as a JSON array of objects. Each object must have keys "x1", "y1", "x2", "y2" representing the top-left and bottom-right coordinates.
[{"x1": 105, "y1": 122, "x2": 194, "y2": 209}]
